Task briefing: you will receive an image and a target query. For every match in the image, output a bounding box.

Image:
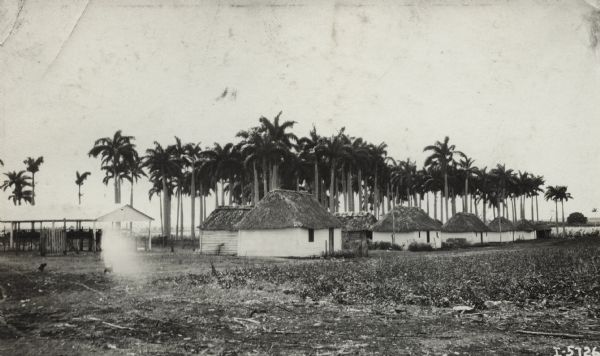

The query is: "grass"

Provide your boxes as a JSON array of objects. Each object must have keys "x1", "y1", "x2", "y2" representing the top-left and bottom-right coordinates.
[
  {"x1": 368, "y1": 241, "x2": 403, "y2": 251},
  {"x1": 1, "y1": 237, "x2": 600, "y2": 354}
]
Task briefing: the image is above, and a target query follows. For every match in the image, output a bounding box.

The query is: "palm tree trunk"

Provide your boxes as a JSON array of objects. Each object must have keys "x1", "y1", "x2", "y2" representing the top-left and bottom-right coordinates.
[
  {"x1": 555, "y1": 200, "x2": 559, "y2": 237},
  {"x1": 561, "y1": 200, "x2": 566, "y2": 237},
  {"x1": 482, "y1": 198, "x2": 487, "y2": 223},
  {"x1": 426, "y1": 192, "x2": 430, "y2": 216},
  {"x1": 347, "y1": 169, "x2": 353, "y2": 212},
  {"x1": 374, "y1": 168, "x2": 379, "y2": 218},
  {"x1": 31, "y1": 173, "x2": 36, "y2": 205},
  {"x1": 214, "y1": 180, "x2": 219, "y2": 207},
  {"x1": 228, "y1": 176, "x2": 233, "y2": 205},
  {"x1": 341, "y1": 165, "x2": 347, "y2": 212},
  {"x1": 130, "y1": 179, "x2": 134, "y2": 233},
  {"x1": 358, "y1": 169, "x2": 363, "y2": 211},
  {"x1": 175, "y1": 189, "x2": 181, "y2": 240},
  {"x1": 158, "y1": 192, "x2": 164, "y2": 236},
  {"x1": 536, "y1": 196, "x2": 539, "y2": 221},
  {"x1": 180, "y1": 194, "x2": 184, "y2": 238},
  {"x1": 464, "y1": 178, "x2": 468, "y2": 212},
  {"x1": 433, "y1": 192, "x2": 438, "y2": 221},
  {"x1": 253, "y1": 161, "x2": 259, "y2": 205},
  {"x1": 531, "y1": 196, "x2": 534, "y2": 221},
  {"x1": 220, "y1": 180, "x2": 225, "y2": 206},
  {"x1": 190, "y1": 167, "x2": 196, "y2": 240},
  {"x1": 444, "y1": 172, "x2": 449, "y2": 222},
  {"x1": 262, "y1": 158, "x2": 268, "y2": 197},
  {"x1": 329, "y1": 159, "x2": 336, "y2": 212},
  {"x1": 313, "y1": 160, "x2": 319, "y2": 200},
  {"x1": 78, "y1": 185, "x2": 81, "y2": 205}
]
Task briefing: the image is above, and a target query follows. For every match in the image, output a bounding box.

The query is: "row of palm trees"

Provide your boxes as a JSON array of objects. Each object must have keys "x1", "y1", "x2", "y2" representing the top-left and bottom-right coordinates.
[
  {"x1": 1, "y1": 156, "x2": 44, "y2": 205},
  {"x1": 85, "y1": 112, "x2": 574, "y2": 243}
]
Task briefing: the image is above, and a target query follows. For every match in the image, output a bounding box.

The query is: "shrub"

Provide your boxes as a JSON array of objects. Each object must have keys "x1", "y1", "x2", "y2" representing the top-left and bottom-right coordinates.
[
  {"x1": 440, "y1": 238, "x2": 471, "y2": 250},
  {"x1": 407, "y1": 242, "x2": 434, "y2": 252},
  {"x1": 368, "y1": 241, "x2": 403, "y2": 251},
  {"x1": 567, "y1": 212, "x2": 588, "y2": 225},
  {"x1": 321, "y1": 250, "x2": 359, "y2": 259}
]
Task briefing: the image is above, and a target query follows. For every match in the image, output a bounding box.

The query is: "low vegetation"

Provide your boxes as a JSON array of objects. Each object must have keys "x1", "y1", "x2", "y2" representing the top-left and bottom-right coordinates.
[
  {"x1": 195, "y1": 236, "x2": 600, "y2": 312},
  {"x1": 368, "y1": 241, "x2": 403, "y2": 251},
  {"x1": 407, "y1": 242, "x2": 434, "y2": 252}
]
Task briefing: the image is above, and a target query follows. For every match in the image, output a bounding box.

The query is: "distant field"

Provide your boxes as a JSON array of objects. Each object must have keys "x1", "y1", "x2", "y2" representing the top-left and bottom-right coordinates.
[{"x1": 1, "y1": 238, "x2": 599, "y2": 355}]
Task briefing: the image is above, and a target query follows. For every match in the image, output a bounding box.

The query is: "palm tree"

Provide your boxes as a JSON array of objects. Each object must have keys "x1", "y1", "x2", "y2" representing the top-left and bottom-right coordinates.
[
  {"x1": 184, "y1": 142, "x2": 202, "y2": 240},
  {"x1": 1, "y1": 171, "x2": 33, "y2": 205},
  {"x1": 531, "y1": 175, "x2": 545, "y2": 221},
  {"x1": 316, "y1": 128, "x2": 349, "y2": 213},
  {"x1": 297, "y1": 126, "x2": 323, "y2": 202},
  {"x1": 367, "y1": 142, "x2": 388, "y2": 218},
  {"x1": 75, "y1": 171, "x2": 91, "y2": 205},
  {"x1": 490, "y1": 164, "x2": 515, "y2": 220},
  {"x1": 258, "y1": 111, "x2": 297, "y2": 190},
  {"x1": 545, "y1": 186, "x2": 561, "y2": 237},
  {"x1": 547, "y1": 186, "x2": 573, "y2": 237},
  {"x1": 424, "y1": 137, "x2": 463, "y2": 223},
  {"x1": 143, "y1": 142, "x2": 181, "y2": 249},
  {"x1": 23, "y1": 156, "x2": 44, "y2": 205},
  {"x1": 89, "y1": 130, "x2": 137, "y2": 204},
  {"x1": 457, "y1": 155, "x2": 477, "y2": 213}
]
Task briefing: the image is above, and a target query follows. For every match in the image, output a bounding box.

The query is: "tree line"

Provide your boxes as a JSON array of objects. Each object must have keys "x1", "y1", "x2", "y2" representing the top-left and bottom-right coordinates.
[{"x1": 0, "y1": 112, "x2": 574, "y2": 240}]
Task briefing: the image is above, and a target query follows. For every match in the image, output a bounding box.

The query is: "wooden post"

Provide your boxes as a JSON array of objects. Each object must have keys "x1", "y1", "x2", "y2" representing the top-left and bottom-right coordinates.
[
  {"x1": 147, "y1": 221, "x2": 152, "y2": 251},
  {"x1": 9, "y1": 222, "x2": 13, "y2": 249},
  {"x1": 92, "y1": 222, "x2": 96, "y2": 252}
]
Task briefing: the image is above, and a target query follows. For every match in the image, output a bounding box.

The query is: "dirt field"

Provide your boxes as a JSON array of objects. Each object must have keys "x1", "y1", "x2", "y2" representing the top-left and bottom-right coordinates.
[{"x1": 1, "y1": 240, "x2": 599, "y2": 355}]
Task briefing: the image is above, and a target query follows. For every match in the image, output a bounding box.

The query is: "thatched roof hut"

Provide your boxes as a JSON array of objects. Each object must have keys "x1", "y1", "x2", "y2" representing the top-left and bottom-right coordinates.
[
  {"x1": 200, "y1": 206, "x2": 252, "y2": 231},
  {"x1": 334, "y1": 212, "x2": 377, "y2": 232},
  {"x1": 442, "y1": 213, "x2": 489, "y2": 233},
  {"x1": 487, "y1": 217, "x2": 515, "y2": 232},
  {"x1": 514, "y1": 219, "x2": 536, "y2": 232},
  {"x1": 236, "y1": 190, "x2": 341, "y2": 230},
  {"x1": 372, "y1": 206, "x2": 440, "y2": 232}
]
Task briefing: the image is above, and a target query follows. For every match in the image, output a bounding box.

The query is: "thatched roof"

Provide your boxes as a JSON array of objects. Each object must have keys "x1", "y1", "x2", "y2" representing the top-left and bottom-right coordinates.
[
  {"x1": 236, "y1": 190, "x2": 342, "y2": 230},
  {"x1": 487, "y1": 217, "x2": 515, "y2": 232},
  {"x1": 514, "y1": 219, "x2": 536, "y2": 232},
  {"x1": 442, "y1": 213, "x2": 489, "y2": 233},
  {"x1": 372, "y1": 206, "x2": 440, "y2": 232},
  {"x1": 334, "y1": 212, "x2": 377, "y2": 232},
  {"x1": 199, "y1": 206, "x2": 252, "y2": 231}
]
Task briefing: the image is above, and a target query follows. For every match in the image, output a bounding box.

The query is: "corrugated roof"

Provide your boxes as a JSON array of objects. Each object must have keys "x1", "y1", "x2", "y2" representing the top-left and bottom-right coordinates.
[{"x1": 96, "y1": 205, "x2": 154, "y2": 222}]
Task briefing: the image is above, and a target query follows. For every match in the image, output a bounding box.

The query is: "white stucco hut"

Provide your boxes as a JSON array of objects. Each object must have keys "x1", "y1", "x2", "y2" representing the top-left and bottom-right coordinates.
[
  {"x1": 236, "y1": 190, "x2": 342, "y2": 257},
  {"x1": 486, "y1": 217, "x2": 515, "y2": 243},
  {"x1": 441, "y1": 212, "x2": 489, "y2": 244},
  {"x1": 372, "y1": 206, "x2": 442, "y2": 248},
  {"x1": 513, "y1": 220, "x2": 537, "y2": 241},
  {"x1": 198, "y1": 206, "x2": 252, "y2": 255}
]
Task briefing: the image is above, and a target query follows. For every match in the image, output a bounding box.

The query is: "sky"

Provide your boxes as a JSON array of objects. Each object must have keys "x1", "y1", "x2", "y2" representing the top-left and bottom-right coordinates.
[{"x1": 1, "y1": 0, "x2": 599, "y2": 223}]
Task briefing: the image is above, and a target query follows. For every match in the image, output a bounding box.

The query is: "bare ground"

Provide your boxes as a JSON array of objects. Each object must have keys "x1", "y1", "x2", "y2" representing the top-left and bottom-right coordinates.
[{"x1": 0, "y1": 242, "x2": 598, "y2": 355}]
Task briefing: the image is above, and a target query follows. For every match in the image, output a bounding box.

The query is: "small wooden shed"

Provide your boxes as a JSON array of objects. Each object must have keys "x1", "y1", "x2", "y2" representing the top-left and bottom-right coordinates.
[
  {"x1": 198, "y1": 206, "x2": 252, "y2": 255},
  {"x1": 334, "y1": 212, "x2": 376, "y2": 256}
]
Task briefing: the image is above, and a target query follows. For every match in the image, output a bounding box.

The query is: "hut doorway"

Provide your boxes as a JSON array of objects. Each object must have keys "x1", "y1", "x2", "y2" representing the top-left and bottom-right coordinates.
[{"x1": 426, "y1": 231, "x2": 430, "y2": 244}]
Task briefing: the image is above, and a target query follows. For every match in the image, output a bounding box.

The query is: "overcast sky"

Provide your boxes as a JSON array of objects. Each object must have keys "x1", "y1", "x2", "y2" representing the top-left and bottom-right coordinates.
[{"x1": 1, "y1": 0, "x2": 599, "y2": 222}]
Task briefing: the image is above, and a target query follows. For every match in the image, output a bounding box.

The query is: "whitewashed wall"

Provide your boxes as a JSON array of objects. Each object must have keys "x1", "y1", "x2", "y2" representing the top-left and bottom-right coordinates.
[
  {"x1": 513, "y1": 231, "x2": 536, "y2": 241},
  {"x1": 199, "y1": 231, "x2": 238, "y2": 255},
  {"x1": 486, "y1": 231, "x2": 514, "y2": 243},
  {"x1": 237, "y1": 228, "x2": 342, "y2": 257},
  {"x1": 441, "y1": 232, "x2": 484, "y2": 244},
  {"x1": 372, "y1": 230, "x2": 442, "y2": 249}
]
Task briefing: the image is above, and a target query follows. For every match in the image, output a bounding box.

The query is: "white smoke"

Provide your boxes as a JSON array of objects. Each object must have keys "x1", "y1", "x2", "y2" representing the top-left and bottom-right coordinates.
[{"x1": 101, "y1": 228, "x2": 145, "y2": 277}]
